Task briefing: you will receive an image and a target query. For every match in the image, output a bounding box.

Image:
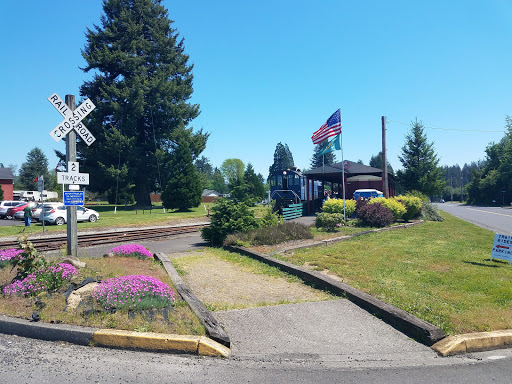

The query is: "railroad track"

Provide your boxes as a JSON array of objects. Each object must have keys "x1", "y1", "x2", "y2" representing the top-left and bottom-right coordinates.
[{"x1": 0, "y1": 224, "x2": 208, "y2": 252}]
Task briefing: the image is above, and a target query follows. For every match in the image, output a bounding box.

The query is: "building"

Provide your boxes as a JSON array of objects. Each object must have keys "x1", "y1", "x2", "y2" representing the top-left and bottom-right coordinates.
[
  {"x1": 304, "y1": 160, "x2": 395, "y2": 201},
  {"x1": 0, "y1": 168, "x2": 15, "y2": 200}
]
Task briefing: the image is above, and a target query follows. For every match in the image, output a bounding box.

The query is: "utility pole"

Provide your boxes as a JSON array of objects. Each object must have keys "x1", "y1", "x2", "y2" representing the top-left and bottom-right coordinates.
[
  {"x1": 382, "y1": 116, "x2": 389, "y2": 198},
  {"x1": 65, "y1": 95, "x2": 78, "y2": 258}
]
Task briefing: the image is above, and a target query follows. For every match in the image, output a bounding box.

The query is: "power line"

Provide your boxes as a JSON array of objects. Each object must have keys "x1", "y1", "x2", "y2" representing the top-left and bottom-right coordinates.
[{"x1": 386, "y1": 118, "x2": 505, "y2": 133}]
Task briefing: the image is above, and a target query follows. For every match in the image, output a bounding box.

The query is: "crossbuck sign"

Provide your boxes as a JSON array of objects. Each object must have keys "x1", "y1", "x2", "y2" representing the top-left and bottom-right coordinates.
[{"x1": 48, "y1": 93, "x2": 96, "y2": 145}]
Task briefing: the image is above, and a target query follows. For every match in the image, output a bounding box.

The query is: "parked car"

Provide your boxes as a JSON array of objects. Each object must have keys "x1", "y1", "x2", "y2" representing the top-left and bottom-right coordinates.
[
  {"x1": 0, "y1": 201, "x2": 20, "y2": 219},
  {"x1": 5, "y1": 202, "x2": 36, "y2": 220},
  {"x1": 13, "y1": 211, "x2": 25, "y2": 220},
  {"x1": 41, "y1": 205, "x2": 99, "y2": 225},
  {"x1": 32, "y1": 202, "x2": 64, "y2": 222}
]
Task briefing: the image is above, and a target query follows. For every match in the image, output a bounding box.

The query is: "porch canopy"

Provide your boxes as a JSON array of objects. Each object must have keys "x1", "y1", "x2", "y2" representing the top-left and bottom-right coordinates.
[{"x1": 304, "y1": 160, "x2": 395, "y2": 200}]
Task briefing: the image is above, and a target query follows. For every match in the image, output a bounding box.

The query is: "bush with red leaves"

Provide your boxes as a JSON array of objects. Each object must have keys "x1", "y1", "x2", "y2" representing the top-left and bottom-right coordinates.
[{"x1": 357, "y1": 202, "x2": 393, "y2": 227}]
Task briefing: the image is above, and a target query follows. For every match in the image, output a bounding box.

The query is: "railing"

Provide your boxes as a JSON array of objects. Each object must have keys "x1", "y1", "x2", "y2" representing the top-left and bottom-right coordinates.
[{"x1": 282, "y1": 203, "x2": 304, "y2": 220}]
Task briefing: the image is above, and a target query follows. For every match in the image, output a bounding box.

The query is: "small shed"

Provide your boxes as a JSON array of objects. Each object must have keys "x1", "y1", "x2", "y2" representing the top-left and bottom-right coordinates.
[
  {"x1": 0, "y1": 168, "x2": 15, "y2": 200},
  {"x1": 202, "y1": 189, "x2": 222, "y2": 203}
]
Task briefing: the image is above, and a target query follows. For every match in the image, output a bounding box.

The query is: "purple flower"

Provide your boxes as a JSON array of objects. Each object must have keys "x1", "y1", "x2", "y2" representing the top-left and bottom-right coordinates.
[
  {"x1": 107, "y1": 244, "x2": 153, "y2": 259},
  {"x1": 0, "y1": 248, "x2": 24, "y2": 262},
  {"x1": 93, "y1": 275, "x2": 175, "y2": 311}
]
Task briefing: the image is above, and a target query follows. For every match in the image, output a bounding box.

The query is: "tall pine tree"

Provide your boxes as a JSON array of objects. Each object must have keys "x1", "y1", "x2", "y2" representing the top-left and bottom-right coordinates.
[
  {"x1": 268, "y1": 142, "x2": 295, "y2": 181},
  {"x1": 396, "y1": 120, "x2": 445, "y2": 196},
  {"x1": 79, "y1": 0, "x2": 207, "y2": 206},
  {"x1": 18, "y1": 148, "x2": 54, "y2": 191}
]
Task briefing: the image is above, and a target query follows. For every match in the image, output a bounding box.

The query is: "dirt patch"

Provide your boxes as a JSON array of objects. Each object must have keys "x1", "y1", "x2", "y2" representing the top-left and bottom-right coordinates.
[{"x1": 171, "y1": 251, "x2": 333, "y2": 310}]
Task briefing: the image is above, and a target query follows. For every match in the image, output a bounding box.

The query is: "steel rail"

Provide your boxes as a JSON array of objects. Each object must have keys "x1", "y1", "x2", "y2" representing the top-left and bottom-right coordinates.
[{"x1": 0, "y1": 224, "x2": 208, "y2": 252}]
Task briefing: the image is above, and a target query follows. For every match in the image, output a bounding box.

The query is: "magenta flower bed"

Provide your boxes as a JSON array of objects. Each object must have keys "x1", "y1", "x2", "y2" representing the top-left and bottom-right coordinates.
[
  {"x1": 0, "y1": 248, "x2": 24, "y2": 262},
  {"x1": 3, "y1": 263, "x2": 78, "y2": 296},
  {"x1": 93, "y1": 275, "x2": 176, "y2": 311},
  {"x1": 108, "y1": 244, "x2": 153, "y2": 259}
]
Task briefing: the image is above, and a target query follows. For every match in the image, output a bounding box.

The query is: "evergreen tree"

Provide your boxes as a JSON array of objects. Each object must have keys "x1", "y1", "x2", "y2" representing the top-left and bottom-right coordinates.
[
  {"x1": 18, "y1": 148, "x2": 53, "y2": 191},
  {"x1": 268, "y1": 142, "x2": 295, "y2": 180},
  {"x1": 396, "y1": 120, "x2": 445, "y2": 196},
  {"x1": 0, "y1": 185, "x2": 3, "y2": 200},
  {"x1": 310, "y1": 140, "x2": 336, "y2": 169},
  {"x1": 244, "y1": 163, "x2": 266, "y2": 203},
  {"x1": 79, "y1": 0, "x2": 208, "y2": 206},
  {"x1": 194, "y1": 156, "x2": 213, "y2": 191},
  {"x1": 161, "y1": 139, "x2": 202, "y2": 211},
  {"x1": 211, "y1": 168, "x2": 228, "y2": 194},
  {"x1": 369, "y1": 152, "x2": 394, "y2": 174}
]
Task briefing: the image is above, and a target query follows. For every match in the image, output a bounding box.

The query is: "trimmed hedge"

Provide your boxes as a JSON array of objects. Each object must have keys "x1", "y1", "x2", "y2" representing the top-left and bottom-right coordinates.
[
  {"x1": 369, "y1": 197, "x2": 406, "y2": 221},
  {"x1": 322, "y1": 199, "x2": 356, "y2": 217}
]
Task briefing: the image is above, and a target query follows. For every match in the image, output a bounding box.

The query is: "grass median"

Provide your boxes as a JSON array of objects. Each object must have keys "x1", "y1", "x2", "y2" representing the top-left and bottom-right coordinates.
[{"x1": 274, "y1": 212, "x2": 509, "y2": 335}]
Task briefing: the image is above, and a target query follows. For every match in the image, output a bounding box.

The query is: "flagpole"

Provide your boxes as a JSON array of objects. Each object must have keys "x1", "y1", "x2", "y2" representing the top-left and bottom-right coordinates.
[{"x1": 340, "y1": 109, "x2": 345, "y2": 222}]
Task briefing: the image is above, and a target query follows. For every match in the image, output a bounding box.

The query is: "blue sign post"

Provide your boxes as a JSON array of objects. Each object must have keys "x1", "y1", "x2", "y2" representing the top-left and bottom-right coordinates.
[{"x1": 64, "y1": 191, "x2": 84, "y2": 206}]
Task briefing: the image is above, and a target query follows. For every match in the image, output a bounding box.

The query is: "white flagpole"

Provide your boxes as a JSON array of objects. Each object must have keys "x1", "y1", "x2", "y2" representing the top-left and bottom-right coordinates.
[{"x1": 340, "y1": 109, "x2": 345, "y2": 221}]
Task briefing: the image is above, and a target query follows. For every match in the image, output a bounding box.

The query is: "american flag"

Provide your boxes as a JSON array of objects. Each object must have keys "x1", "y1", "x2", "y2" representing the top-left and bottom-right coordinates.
[{"x1": 311, "y1": 109, "x2": 342, "y2": 144}]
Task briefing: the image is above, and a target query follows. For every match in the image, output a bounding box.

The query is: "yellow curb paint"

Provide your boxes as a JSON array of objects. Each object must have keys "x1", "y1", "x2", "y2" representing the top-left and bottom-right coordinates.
[
  {"x1": 432, "y1": 331, "x2": 512, "y2": 356},
  {"x1": 198, "y1": 336, "x2": 231, "y2": 357},
  {"x1": 92, "y1": 330, "x2": 199, "y2": 353}
]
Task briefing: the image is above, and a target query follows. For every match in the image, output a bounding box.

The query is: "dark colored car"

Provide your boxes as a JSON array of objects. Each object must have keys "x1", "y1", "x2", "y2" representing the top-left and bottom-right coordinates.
[{"x1": 5, "y1": 202, "x2": 31, "y2": 220}]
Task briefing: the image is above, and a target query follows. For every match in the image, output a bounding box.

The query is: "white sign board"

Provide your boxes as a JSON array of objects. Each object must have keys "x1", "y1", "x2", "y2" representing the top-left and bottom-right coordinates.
[
  {"x1": 37, "y1": 176, "x2": 44, "y2": 193},
  {"x1": 57, "y1": 162, "x2": 90, "y2": 185},
  {"x1": 48, "y1": 93, "x2": 96, "y2": 145},
  {"x1": 490, "y1": 233, "x2": 512, "y2": 265}
]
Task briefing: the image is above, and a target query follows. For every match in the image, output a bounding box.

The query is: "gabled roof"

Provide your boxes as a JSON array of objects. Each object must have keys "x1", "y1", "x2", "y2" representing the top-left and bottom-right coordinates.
[
  {"x1": 305, "y1": 160, "x2": 393, "y2": 183},
  {"x1": 0, "y1": 168, "x2": 14, "y2": 180},
  {"x1": 202, "y1": 189, "x2": 222, "y2": 197}
]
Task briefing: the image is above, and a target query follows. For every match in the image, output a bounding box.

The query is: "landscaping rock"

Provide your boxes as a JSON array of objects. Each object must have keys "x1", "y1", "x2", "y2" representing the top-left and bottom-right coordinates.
[{"x1": 66, "y1": 282, "x2": 99, "y2": 311}]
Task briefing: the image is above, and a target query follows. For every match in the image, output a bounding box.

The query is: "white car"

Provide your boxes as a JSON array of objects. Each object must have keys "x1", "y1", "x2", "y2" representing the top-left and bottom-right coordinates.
[
  {"x1": 0, "y1": 201, "x2": 20, "y2": 219},
  {"x1": 41, "y1": 205, "x2": 100, "y2": 225},
  {"x1": 31, "y1": 202, "x2": 64, "y2": 222}
]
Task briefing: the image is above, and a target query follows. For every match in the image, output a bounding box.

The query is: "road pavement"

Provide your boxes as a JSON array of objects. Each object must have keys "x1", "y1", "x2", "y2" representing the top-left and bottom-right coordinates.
[{"x1": 435, "y1": 203, "x2": 512, "y2": 235}]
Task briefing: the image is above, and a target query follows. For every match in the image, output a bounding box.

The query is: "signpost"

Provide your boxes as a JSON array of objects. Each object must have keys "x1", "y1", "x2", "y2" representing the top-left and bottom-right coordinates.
[
  {"x1": 491, "y1": 234, "x2": 512, "y2": 265},
  {"x1": 48, "y1": 93, "x2": 95, "y2": 257}
]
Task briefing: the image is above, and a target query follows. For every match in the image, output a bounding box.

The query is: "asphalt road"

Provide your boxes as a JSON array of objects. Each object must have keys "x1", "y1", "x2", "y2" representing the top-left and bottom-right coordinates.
[
  {"x1": 435, "y1": 203, "x2": 512, "y2": 235},
  {"x1": 2, "y1": 333, "x2": 512, "y2": 383}
]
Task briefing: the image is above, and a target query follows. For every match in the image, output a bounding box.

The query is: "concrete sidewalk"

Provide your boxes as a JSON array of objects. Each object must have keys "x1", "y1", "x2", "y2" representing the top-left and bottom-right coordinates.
[{"x1": 214, "y1": 300, "x2": 438, "y2": 365}]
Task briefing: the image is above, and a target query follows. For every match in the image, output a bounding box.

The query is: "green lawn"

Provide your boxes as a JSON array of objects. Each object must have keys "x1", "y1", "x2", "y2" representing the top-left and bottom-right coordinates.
[{"x1": 276, "y1": 212, "x2": 511, "y2": 335}]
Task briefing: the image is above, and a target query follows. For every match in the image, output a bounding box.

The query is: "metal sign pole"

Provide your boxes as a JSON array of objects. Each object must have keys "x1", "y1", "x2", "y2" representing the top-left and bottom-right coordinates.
[{"x1": 65, "y1": 95, "x2": 78, "y2": 258}]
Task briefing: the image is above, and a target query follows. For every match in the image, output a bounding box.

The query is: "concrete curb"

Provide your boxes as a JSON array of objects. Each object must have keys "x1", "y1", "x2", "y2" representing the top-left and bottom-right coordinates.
[
  {"x1": 0, "y1": 315, "x2": 229, "y2": 357},
  {"x1": 224, "y1": 244, "x2": 446, "y2": 346},
  {"x1": 432, "y1": 331, "x2": 512, "y2": 356}
]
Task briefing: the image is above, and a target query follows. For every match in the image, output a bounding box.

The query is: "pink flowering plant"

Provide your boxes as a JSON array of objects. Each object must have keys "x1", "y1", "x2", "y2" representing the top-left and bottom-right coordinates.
[
  {"x1": 3, "y1": 263, "x2": 77, "y2": 296},
  {"x1": 0, "y1": 248, "x2": 24, "y2": 268},
  {"x1": 93, "y1": 275, "x2": 176, "y2": 311},
  {"x1": 108, "y1": 244, "x2": 154, "y2": 259}
]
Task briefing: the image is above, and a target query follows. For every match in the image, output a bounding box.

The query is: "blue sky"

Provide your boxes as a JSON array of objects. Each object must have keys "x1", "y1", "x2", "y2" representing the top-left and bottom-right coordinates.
[{"x1": 1, "y1": 1, "x2": 511, "y2": 179}]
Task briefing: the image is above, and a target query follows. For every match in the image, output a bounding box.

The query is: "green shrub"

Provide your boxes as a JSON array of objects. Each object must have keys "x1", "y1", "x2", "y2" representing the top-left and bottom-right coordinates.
[
  {"x1": 225, "y1": 221, "x2": 313, "y2": 246},
  {"x1": 420, "y1": 201, "x2": 444, "y2": 221},
  {"x1": 369, "y1": 197, "x2": 406, "y2": 221},
  {"x1": 394, "y1": 195, "x2": 422, "y2": 221},
  {"x1": 357, "y1": 202, "x2": 394, "y2": 227},
  {"x1": 322, "y1": 199, "x2": 356, "y2": 217},
  {"x1": 201, "y1": 198, "x2": 260, "y2": 246},
  {"x1": 259, "y1": 200, "x2": 283, "y2": 227},
  {"x1": 315, "y1": 212, "x2": 345, "y2": 231}
]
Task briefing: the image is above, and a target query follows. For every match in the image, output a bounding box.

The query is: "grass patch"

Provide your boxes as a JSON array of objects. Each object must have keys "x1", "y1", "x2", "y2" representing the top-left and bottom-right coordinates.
[
  {"x1": 275, "y1": 212, "x2": 509, "y2": 335},
  {"x1": 0, "y1": 256, "x2": 205, "y2": 335},
  {"x1": 172, "y1": 248, "x2": 336, "y2": 310}
]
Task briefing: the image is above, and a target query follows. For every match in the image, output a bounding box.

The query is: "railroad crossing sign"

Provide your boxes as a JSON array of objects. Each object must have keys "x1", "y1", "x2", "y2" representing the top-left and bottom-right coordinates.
[
  {"x1": 57, "y1": 162, "x2": 90, "y2": 185},
  {"x1": 48, "y1": 92, "x2": 96, "y2": 145}
]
